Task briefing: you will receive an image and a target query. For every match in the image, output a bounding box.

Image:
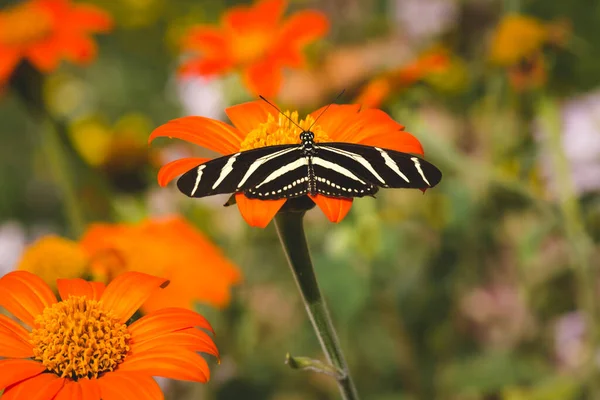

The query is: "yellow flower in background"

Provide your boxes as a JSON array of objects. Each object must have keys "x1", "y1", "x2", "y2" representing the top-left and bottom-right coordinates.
[
  {"x1": 489, "y1": 14, "x2": 570, "y2": 67},
  {"x1": 12, "y1": 216, "x2": 242, "y2": 313},
  {"x1": 17, "y1": 236, "x2": 89, "y2": 291},
  {"x1": 70, "y1": 113, "x2": 157, "y2": 193},
  {"x1": 489, "y1": 15, "x2": 547, "y2": 66}
]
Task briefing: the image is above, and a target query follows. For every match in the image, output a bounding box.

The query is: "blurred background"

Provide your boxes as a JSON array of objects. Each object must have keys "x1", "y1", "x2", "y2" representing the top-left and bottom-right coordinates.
[{"x1": 1, "y1": 0, "x2": 600, "y2": 399}]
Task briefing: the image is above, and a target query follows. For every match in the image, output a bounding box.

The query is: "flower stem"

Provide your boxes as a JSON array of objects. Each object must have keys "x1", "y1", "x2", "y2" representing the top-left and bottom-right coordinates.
[
  {"x1": 10, "y1": 62, "x2": 86, "y2": 238},
  {"x1": 539, "y1": 97, "x2": 600, "y2": 395},
  {"x1": 274, "y1": 212, "x2": 360, "y2": 400}
]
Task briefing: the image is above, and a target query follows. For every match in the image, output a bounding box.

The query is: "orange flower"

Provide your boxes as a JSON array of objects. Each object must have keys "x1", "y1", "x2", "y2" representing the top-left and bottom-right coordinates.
[
  {"x1": 0, "y1": 270, "x2": 218, "y2": 398},
  {"x1": 0, "y1": 0, "x2": 112, "y2": 83},
  {"x1": 355, "y1": 51, "x2": 450, "y2": 108},
  {"x1": 149, "y1": 101, "x2": 425, "y2": 228},
  {"x1": 79, "y1": 216, "x2": 242, "y2": 313},
  {"x1": 180, "y1": 0, "x2": 329, "y2": 97}
]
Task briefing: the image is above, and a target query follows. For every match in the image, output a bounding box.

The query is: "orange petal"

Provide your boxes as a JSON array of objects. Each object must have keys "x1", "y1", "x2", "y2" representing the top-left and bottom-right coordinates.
[
  {"x1": 2, "y1": 373, "x2": 65, "y2": 400},
  {"x1": 178, "y1": 57, "x2": 233, "y2": 77},
  {"x1": 100, "y1": 272, "x2": 169, "y2": 324},
  {"x1": 129, "y1": 307, "x2": 214, "y2": 341},
  {"x1": 0, "y1": 48, "x2": 21, "y2": 83},
  {"x1": 61, "y1": 36, "x2": 97, "y2": 65},
  {"x1": 71, "y1": 4, "x2": 114, "y2": 32},
  {"x1": 0, "y1": 359, "x2": 46, "y2": 391},
  {"x1": 57, "y1": 278, "x2": 105, "y2": 302},
  {"x1": 130, "y1": 327, "x2": 218, "y2": 359},
  {"x1": 225, "y1": 0, "x2": 285, "y2": 31},
  {"x1": 354, "y1": 78, "x2": 392, "y2": 109},
  {"x1": 242, "y1": 60, "x2": 282, "y2": 97},
  {"x1": 309, "y1": 104, "x2": 362, "y2": 141},
  {"x1": 0, "y1": 271, "x2": 57, "y2": 327},
  {"x1": 309, "y1": 195, "x2": 353, "y2": 223},
  {"x1": 98, "y1": 371, "x2": 163, "y2": 400},
  {"x1": 225, "y1": 100, "x2": 276, "y2": 135},
  {"x1": 149, "y1": 116, "x2": 243, "y2": 155},
  {"x1": 25, "y1": 40, "x2": 61, "y2": 72},
  {"x1": 278, "y1": 10, "x2": 329, "y2": 46},
  {"x1": 156, "y1": 157, "x2": 211, "y2": 187},
  {"x1": 0, "y1": 314, "x2": 32, "y2": 344},
  {"x1": 119, "y1": 349, "x2": 210, "y2": 383},
  {"x1": 0, "y1": 315, "x2": 34, "y2": 358},
  {"x1": 53, "y1": 378, "x2": 102, "y2": 400},
  {"x1": 236, "y1": 193, "x2": 286, "y2": 228},
  {"x1": 182, "y1": 26, "x2": 228, "y2": 55}
]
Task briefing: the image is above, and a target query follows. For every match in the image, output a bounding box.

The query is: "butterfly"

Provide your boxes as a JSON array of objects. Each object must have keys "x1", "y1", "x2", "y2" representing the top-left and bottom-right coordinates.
[{"x1": 176, "y1": 98, "x2": 442, "y2": 201}]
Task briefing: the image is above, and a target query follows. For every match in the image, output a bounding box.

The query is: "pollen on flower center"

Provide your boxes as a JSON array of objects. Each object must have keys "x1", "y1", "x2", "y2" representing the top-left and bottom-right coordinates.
[
  {"x1": 30, "y1": 296, "x2": 131, "y2": 380},
  {"x1": 240, "y1": 111, "x2": 331, "y2": 151},
  {"x1": 0, "y1": 3, "x2": 53, "y2": 46}
]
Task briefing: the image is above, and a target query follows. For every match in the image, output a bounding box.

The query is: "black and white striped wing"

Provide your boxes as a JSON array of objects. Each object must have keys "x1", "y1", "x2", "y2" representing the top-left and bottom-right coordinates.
[
  {"x1": 314, "y1": 143, "x2": 442, "y2": 196},
  {"x1": 177, "y1": 145, "x2": 300, "y2": 198},
  {"x1": 311, "y1": 155, "x2": 379, "y2": 198},
  {"x1": 243, "y1": 154, "x2": 309, "y2": 199}
]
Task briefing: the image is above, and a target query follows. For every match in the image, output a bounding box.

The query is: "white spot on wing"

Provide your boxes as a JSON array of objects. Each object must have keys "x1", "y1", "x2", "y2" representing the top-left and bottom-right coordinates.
[
  {"x1": 376, "y1": 148, "x2": 410, "y2": 183},
  {"x1": 411, "y1": 157, "x2": 431, "y2": 186},
  {"x1": 190, "y1": 165, "x2": 207, "y2": 196}
]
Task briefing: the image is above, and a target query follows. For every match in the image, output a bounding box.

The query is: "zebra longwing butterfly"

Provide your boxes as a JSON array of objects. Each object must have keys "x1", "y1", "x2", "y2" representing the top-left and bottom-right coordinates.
[
  {"x1": 177, "y1": 100, "x2": 442, "y2": 201},
  {"x1": 177, "y1": 139, "x2": 441, "y2": 200}
]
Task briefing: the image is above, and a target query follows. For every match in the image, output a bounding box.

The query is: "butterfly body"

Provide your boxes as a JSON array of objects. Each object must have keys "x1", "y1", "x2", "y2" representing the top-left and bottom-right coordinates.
[{"x1": 177, "y1": 128, "x2": 442, "y2": 201}]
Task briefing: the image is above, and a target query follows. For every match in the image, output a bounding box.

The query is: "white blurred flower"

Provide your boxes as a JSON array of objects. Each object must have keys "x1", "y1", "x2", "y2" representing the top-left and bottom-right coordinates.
[
  {"x1": 554, "y1": 311, "x2": 587, "y2": 371},
  {"x1": 393, "y1": 0, "x2": 458, "y2": 42},
  {"x1": 0, "y1": 221, "x2": 27, "y2": 277},
  {"x1": 557, "y1": 91, "x2": 600, "y2": 194},
  {"x1": 177, "y1": 76, "x2": 225, "y2": 120}
]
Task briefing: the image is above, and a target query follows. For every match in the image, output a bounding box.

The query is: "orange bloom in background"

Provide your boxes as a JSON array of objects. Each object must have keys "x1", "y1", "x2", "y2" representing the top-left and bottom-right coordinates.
[
  {"x1": 0, "y1": 0, "x2": 112, "y2": 83},
  {"x1": 149, "y1": 101, "x2": 425, "y2": 228},
  {"x1": 15, "y1": 217, "x2": 241, "y2": 313},
  {"x1": 80, "y1": 216, "x2": 242, "y2": 313},
  {"x1": 180, "y1": 0, "x2": 329, "y2": 97},
  {"x1": 355, "y1": 51, "x2": 450, "y2": 109},
  {"x1": 488, "y1": 14, "x2": 570, "y2": 67},
  {"x1": 0, "y1": 271, "x2": 218, "y2": 398}
]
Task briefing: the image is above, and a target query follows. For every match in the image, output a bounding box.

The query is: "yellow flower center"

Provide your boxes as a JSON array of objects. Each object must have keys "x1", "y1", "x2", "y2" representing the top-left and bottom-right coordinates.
[
  {"x1": 30, "y1": 296, "x2": 131, "y2": 380},
  {"x1": 231, "y1": 31, "x2": 272, "y2": 65},
  {"x1": 0, "y1": 3, "x2": 53, "y2": 46},
  {"x1": 240, "y1": 111, "x2": 331, "y2": 151},
  {"x1": 17, "y1": 236, "x2": 90, "y2": 291}
]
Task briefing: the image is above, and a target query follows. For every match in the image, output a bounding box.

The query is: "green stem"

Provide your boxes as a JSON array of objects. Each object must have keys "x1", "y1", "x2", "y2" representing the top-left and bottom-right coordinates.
[
  {"x1": 10, "y1": 62, "x2": 86, "y2": 238},
  {"x1": 274, "y1": 212, "x2": 360, "y2": 400},
  {"x1": 539, "y1": 97, "x2": 599, "y2": 395},
  {"x1": 41, "y1": 121, "x2": 86, "y2": 238}
]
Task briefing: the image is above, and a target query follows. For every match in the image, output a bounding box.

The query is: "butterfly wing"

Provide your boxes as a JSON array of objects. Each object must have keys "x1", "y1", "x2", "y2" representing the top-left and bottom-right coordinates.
[
  {"x1": 315, "y1": 143, "x2": 442, "y2": 192},
  {"x1": 177, "y1": 145, "x2": 300, "y2": 198}
]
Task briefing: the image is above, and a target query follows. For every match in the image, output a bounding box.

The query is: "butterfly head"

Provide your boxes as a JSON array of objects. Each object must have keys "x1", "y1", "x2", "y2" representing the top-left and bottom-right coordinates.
[{"x1": 300, "y1": 130, "x2": 315, "y2": 143}]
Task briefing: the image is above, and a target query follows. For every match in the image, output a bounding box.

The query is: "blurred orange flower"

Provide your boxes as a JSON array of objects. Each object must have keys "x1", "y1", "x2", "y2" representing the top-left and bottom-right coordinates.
[
  {"x1": 0, "y1": 0, "x2": 113, "y2": 83},
  {"x1": 355, "y1": 51, "x2": 450, "y2": 109},
  {"x1": 150, "y1": 101, "x2": 424, "y2": 228},
  {"x1": 0, "y1": 270, "x2": 218, "y2": 398},
  {"x1": 180, "y1": 0, "x2": 329, "y2": 97},
  {"x1": 489, "y1": 14, "x2": 569, "y2": 91},
  {"x1": 15, "y1": 217, "x2": 241, "y2": 313},
  {"x1": 80, "y1": 216, "x2": 242, "y2": 313}
]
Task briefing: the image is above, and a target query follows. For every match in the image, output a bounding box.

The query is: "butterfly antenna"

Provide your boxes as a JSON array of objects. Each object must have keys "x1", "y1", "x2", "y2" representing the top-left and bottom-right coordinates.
[
  {"x1": 259, "y1": 95, "x2": 305, "y2": 132},
  {"x1": 308, "y1": 89, "x2": 346, "y2": 131}
]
